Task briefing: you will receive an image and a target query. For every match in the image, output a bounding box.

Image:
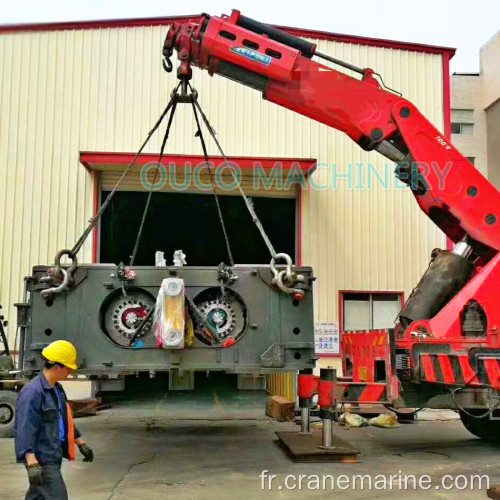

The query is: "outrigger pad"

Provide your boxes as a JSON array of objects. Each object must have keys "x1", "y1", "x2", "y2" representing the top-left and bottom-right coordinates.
[{"x1": 275, "y1": 430, "x2": 360, "y2": 463}]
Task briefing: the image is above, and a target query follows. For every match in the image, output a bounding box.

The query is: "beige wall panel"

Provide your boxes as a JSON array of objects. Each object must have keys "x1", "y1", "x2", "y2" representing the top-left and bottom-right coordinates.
[
  {"x1": 0, "y1": 26, "x2": 446, "y2": 343},
  {"x1": 486, "y1": 101, "x2": 500, "y2": 188}
]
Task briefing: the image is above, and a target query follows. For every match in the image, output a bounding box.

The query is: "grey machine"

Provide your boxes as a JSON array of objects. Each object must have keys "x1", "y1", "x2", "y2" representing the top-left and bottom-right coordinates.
[
  {"x1": 13, "y1": 76, "x2": 316, "y2": 387},
  {"x1": 16, "y1": 261, "x2": 316, "y2": 379}
]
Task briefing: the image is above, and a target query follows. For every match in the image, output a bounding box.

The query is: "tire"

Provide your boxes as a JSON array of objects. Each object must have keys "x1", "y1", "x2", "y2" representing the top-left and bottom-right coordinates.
[
  {"x1": 459, "y1": 409, "x2": 500, "y2": 442},
  {"x1": 0, "y1": 390, "x2": 17, "y2": 438}
]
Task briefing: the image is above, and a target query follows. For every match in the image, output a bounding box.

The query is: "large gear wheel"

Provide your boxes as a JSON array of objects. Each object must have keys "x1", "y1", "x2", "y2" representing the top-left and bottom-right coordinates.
[
  {"x1": 199, "y1": 299, "x2": 236, "y2": 338},
  {"x1": 192, "y1": 287, "x2": 247, "y2": 346},
  {"x1": 100, "y1": 288, "x2": 155, "y2": 347}
]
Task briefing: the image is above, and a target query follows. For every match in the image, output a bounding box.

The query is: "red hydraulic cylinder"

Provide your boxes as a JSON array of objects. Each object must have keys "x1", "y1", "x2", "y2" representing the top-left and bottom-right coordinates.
[
  {"x1": 319, "y1": 368, "x2": 337, "y2": 448},
  {"x1": 318, "y1": 368, "x2": 336, "y2": 417},
  {"x1": 298, "y1": 369, "x2": 318, "y2": 435},
  {"x1": 298, "y1": 369, "x2": 319, "y2": 408}
]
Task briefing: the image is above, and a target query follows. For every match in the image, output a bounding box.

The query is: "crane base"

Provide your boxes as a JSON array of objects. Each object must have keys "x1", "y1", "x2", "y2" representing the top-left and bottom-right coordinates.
[{"x1": 275, "y1": 430, "x2": 360, "y2": 462}]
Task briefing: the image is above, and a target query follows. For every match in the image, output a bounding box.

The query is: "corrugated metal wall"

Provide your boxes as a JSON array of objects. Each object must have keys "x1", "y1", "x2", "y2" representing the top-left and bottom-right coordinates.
[
  {"x1": 0, "y1": 25, "x2": 446, "y2": 344},
  {"x1": 267, "y1": 372, "x2": 297, "y2": 402}
]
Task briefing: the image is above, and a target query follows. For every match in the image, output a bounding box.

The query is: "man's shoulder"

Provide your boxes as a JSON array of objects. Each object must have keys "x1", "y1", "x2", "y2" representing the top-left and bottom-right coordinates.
[{"x1": 18, "y1": 375, "x2": 43, "y2": 398}]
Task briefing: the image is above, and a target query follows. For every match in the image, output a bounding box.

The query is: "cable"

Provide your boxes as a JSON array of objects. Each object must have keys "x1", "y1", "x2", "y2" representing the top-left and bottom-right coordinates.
[
  {"x1": 383, "y1": 404, "x2": 422, "y2": 416},
  {"x1": 189, "y1": 82, "x2": 278, "y2": 260},
  {"x1": 129, "y1": 96, "x2": 178, "y2": 266},
  {"x1": 69, "y1": 83, "x2": 182, "y2": 258},
  {"x1": 451, "y1": 385, "x2": 499, "y2": 419},
  {"x1": 450, "y1": 371, "x2": 500, "y2": 419},
  {"x1": 190, "y1": 100, "x2": 234, "y2": 267}
]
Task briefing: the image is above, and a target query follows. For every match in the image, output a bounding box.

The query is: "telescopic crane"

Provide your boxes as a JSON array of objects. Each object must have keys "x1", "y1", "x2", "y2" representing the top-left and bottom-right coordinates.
[{"x1": 164, "y1": 10, "x2": 500, "y2": 441}]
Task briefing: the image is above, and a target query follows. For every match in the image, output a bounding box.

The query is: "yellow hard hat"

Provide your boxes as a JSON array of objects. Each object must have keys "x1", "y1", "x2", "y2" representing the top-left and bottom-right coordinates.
[{"x1": 42, "y1": 340, "x2": 78, "y2": 370}]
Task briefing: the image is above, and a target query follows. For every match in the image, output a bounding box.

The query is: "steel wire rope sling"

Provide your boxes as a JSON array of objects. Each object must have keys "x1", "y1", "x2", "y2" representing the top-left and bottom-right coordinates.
[
  {"x1": 186, "y1": 81, "x2": 305, "y2": 296},
  {"x1": 126, "y1": 76, "x2": 295, "y2": 348},
  {"x1": 126, "y1": 79, "x2": 238, "y2": 348},
  {"x1": 41, "y1": 81, "x2": 182, "y2": 300},
  {"x1": 129, "y1": 78, "x2": 235, "y2": 268},
  {"x1": 43, "y1": 74, "x2": 304, "y2": 308}
]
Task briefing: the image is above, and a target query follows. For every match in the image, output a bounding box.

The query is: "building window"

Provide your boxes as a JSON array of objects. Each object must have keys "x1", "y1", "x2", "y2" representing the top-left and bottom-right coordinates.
[
  {"x1": 342, "y1": 292, "x2": 402, "y2": 332},
  {"x1": 451, "y1": 109, "x2": 474, "y2": 135},
  {"x1": 467, "y1": 157, "x2": 475, "y2": 165},
  {"x1": 451, "y1": 123, "x2": 474, "y2": 135},
  {"x1": 452, "y1": 109, "x2": 474, "y2": 121}
]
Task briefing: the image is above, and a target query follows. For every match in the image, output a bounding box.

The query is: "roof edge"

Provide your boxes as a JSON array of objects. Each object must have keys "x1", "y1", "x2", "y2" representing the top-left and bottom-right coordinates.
[{"x1": 0, "y1": 14, "x2": 456, "y2": 56}]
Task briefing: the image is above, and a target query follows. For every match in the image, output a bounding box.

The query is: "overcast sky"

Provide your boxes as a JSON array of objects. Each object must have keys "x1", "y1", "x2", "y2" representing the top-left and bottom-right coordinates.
[{"x1": 1, "y1": 0, "x2": 499, "y2": 73}]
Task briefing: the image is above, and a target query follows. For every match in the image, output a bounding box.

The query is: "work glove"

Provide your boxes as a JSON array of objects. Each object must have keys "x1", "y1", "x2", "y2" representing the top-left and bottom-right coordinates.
[
  {"x1": 78, "y1": 442, "x2": 94, "y2": 462},
  {"x1": 27, "y1": 464, "x2": 44, "y2": 486}
]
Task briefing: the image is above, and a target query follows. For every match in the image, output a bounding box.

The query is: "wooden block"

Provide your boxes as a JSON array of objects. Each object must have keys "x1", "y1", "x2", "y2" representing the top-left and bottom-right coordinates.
[
  {"x1": 488, "y1": 485, "x2": 500, "y2": 500},
  {"x1": 69, "y1": 398, "x2": 97, "y2": 418},
  {"x1": 266, "y1": 395, "x2": 296, "y2": 422}
]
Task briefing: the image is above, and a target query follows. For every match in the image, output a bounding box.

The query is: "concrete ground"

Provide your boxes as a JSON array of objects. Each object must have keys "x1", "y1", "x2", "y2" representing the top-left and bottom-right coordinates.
[{"x1": 1, "y1": 387, "x2": 499, "y2": 500}]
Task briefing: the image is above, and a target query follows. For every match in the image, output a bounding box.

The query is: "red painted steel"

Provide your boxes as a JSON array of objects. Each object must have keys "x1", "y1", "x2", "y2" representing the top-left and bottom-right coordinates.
[
  {"x1": 297, "y1": 373, "x2": 319, "y2": 399},
  {"x1": 458, "y1": 355, "x2": 480, "y2": 385},
  {"x1": 484, "y1": 359, "x2": 500, "y2": 387},
  {"x1": 318, "y1": 379, "x2": 335, "y2": 408},
  {"x1": 80, "y1": 152, "x2": 316, "y2": 173},
  {"x1": 200, "y1": 16, "x2": 302, "y2": 81},
  {"x1": 437, "y1": 354, "x2": 455, "y2": 384},
  {"x1": 165, "y1": 13, "x2": 490, "y2": 250},
  {"x1": 420, "y1": 354, "x2": 437, "y2": 383}
]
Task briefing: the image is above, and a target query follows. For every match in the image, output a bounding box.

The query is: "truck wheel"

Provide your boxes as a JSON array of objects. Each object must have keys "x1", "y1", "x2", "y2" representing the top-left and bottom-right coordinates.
[
  {"x1": 0, "y1": 390, "x2": 17, "y2": 438},
  {"x1": 459, "y1": 409, "x2": 500, "y2": 442}
]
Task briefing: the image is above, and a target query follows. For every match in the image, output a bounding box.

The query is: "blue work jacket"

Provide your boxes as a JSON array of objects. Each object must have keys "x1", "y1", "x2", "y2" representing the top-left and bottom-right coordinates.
[{"x1": 15, "y1": 373, "x2": 81, "y2": 464}]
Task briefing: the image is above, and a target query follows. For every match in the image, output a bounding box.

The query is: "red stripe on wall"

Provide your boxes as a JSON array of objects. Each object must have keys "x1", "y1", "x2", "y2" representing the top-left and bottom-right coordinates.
[
  {"x1": 483, "y1": 359, "x2": 500, "y2": 388},
  {"x1": 359, "y1": 385, "x2": 386, "y2": 402},
  {"x1": 437, "y1": 354, "x2": 455, "y2": 384},
  {"x1": 420, "y1": 354, "x2": 437, "y2": 382},
  {"x1": 458, "y1": 356, "x2": 479, "y2": 385}
]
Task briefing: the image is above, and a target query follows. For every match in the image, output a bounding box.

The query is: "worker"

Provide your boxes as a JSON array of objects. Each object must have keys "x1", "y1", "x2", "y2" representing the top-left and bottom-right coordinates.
[{"x1": 14, "y1": 340, "x2": 94, "y2": 500}]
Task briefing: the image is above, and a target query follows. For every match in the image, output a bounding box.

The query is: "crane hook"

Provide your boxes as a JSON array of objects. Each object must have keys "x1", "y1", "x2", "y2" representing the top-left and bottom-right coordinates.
[{"x1": 162, "y1": 55, "x2": 173, "y2": 73}]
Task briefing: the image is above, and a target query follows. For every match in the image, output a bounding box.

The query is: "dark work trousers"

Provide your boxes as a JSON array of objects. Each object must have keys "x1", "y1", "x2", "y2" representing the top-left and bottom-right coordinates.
[{"x1": 25, "y1": 462, "x2": 68, "y2": 500}]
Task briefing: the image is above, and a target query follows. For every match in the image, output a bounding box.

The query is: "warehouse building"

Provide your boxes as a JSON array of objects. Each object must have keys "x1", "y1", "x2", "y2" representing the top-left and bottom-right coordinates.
[{"x1": 0, "y1": 15, "x2": 454, "y2": 384}]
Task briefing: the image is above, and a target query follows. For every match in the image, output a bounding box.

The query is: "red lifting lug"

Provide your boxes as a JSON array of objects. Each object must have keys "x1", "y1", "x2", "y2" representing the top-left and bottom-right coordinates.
[
  {"x1": 222, "y1": 338, "x2": 235, "y2": 348},
  {"x1": 361, "y1": 68, "x2": 380, "y2": 88},
  {"x1": 293, "y1": 292, "x2": 305, "y2": 302}
]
